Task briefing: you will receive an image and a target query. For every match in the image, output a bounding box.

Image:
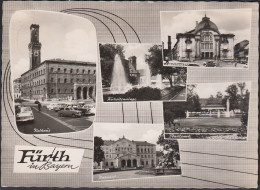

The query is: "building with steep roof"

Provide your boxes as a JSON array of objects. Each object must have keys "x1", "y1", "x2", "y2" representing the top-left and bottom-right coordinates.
[
  {"x1": 164, "y1": 15, "x2": 235, "y2": 62},
  {"x1": 234, "y1": 40, "x2": 249, "y2": 63},
  {"x1": 20, "y1": 24, "x2": 96, "y2": 101},
  {"x1": 100, "y1": 136, "x2": 156, "y2": 169}
]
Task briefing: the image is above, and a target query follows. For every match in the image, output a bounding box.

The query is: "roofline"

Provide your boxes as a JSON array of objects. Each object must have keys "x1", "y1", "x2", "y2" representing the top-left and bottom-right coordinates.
[{"x1": 21, "y1": 59, "x2": 96, "y2": 76}]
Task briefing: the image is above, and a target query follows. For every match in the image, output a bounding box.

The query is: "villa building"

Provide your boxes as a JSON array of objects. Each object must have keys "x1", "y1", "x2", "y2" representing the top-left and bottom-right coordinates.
[
  {"x1": 164, "y1": 14, "x2": 235, "y2": 62},
  {"x1": 99, "y1": 136, "x2": 157, "y2": 169}
]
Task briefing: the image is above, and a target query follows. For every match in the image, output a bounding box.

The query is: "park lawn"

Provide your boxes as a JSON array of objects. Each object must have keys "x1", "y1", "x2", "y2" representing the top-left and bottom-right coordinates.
[{"x1": 177, "y1": 117, "x2": 241, "y2": 129}]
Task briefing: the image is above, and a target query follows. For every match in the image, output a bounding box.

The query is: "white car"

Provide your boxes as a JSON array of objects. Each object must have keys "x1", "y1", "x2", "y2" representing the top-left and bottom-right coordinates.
[
  {"x1": 16, "y1": 107, "x2": 34, "y2": 122},
  {"x1": 83, "y1": 105, "x2": 96, "y2": 114},
  {"x1": 47, "y1": 103, "x2": 59, "y2": 110}
]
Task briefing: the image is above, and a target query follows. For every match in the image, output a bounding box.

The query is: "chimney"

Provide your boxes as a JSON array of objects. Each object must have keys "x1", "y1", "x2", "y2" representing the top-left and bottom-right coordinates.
[{"x1": 168, "y1": 36, "x2": 172, "y2": 51}]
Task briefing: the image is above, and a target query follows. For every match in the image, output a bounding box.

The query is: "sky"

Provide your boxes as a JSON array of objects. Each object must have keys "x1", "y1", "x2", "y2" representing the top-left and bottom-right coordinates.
[
  {"x1": 191, "y1": 81, "x2": 251, "y2": 99},
  {"x1": 161, "y1": 9, "x2": 252, "y2": 47},
  {"x1": 94, "y1": 123, "x2": 165, "y2": 151},
  {"x1": 122, "y1": 43, "x2": 154, "y2": 70},
  {"x1": 10, "y1": 10, "x2": 97, "y2": 80}
]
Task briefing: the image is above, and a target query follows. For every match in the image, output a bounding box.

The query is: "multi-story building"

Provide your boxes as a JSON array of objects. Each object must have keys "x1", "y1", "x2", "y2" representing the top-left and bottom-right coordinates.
[
  {"x1": 20, "y1": 24, "x2": 96, "y2": 101},
  {"x1": 234, "y1": 40, "x2": 249, "y2": 63},
  {"x1": 13, "y1": 78, "x2": 21, "y2": 99},
  {"x1": 101, "y1": 136, "x2": 157, "y2": 169},
  {"x1": 164, "y1": 15, "x2": 235, "y2": 62}
]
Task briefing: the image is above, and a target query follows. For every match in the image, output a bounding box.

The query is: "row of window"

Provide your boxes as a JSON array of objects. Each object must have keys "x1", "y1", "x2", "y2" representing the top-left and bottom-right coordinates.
[
  {"x1": 105, "y1": 154, "x2": 154, "y2": 159},
  {"x1": 22, "y1": 79, "x2": 46, "y2": 88},
  {"x1": 50, "y1": 68, "x2": 96, "y2": 74},
  {"x1": 23, "y1": 69, "x2": 46, "y2": 81},
  {"x1": 202, "y1": 35, "x2": 213, "y2": 41},
  {"x1": 50, "y1": 78, "x2": 92, "y2": 84},
  {"x1": 201, "y1": 43, "x2": 213, "y2": 50},
  {"x1": 50, "y1": 89, "x2": 74, "y2": 94},
  {"x1": 23, "y1": 67, "x2": 96, "y2": 82},
  {"x1": 137, "y1": 148, "x2": 153, "y2": 153}
]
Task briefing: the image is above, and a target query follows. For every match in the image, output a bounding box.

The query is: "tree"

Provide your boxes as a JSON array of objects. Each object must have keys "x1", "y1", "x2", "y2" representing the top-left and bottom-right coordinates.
[
  {"x1": 222, "y1": 84, "x2": 240, "y2": 111},
  {"x1": 187, "y1": 85, "x2": 201, "y2": 112},
  {"x1": 156, "y1": 131, "x2": 180, "y2": 168},
  {"x1": 146, "y1": 45, "x2": 187, "y2": 87},
  {"x1": 94, "y1": 136, "x2": 105, "y2": 165}
]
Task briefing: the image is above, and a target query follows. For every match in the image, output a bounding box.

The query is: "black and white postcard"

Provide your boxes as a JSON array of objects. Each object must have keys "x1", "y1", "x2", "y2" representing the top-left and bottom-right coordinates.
[
  {"x1": 161, "y1": 9, "x2": 251, "y2": 68},
  {"x1": 164, "y1": 82, "x2": 251, "y2": 140},
  {"x1": 10, "y1": 11, "x2": 97, "y2": 134},
  {"x1": 93, "y1": 123, "x2": 181, "y2": 182},
  {"x1": 100, "y1": 43, "x2": 187, "y2": 102}
]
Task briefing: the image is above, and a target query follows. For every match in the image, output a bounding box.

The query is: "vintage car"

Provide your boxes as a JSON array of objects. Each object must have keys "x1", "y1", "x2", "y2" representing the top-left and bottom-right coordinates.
[
  {"x1": 83, "y1": 104, "x2": 96, "y2": 114},
  {"x1": 46, "y1": 103, "x2": 59, "y2": 110},
  {"x1": 53, "y1": 103, "x2": 67, "y2": 112},
  {"x1": 16, "y1": 106, "x2": 34, "y2": 122},
  {"x1": 203, "y1": 61, "x2": 219, "y2": 67},
  {"x1": 58, "y1": 107, "x2": 82, "y2": 117}
]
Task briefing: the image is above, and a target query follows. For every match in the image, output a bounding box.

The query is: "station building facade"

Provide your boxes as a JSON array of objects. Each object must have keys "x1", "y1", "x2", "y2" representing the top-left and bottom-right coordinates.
[
  {"x1": 100, "y1": 136, "x2": 157, "y2": 169},
  {"x1": 20, "y1": 24, "x2": 96, "y2": 101},
  {"x1": 164, "y1": 15, "x2": 235, "y2": 62}
]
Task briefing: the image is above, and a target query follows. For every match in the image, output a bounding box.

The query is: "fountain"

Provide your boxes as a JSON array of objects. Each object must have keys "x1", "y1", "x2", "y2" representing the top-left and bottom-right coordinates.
[
  {"x1": 225, "y1": 98, "x2": 231, "y2": 117},
  {"x1": 110, "y1": 54, "x2": 130, "y2": 93},
  {"x1": 155, "y1": 74, "x2": 163, "y2": 89},
  {"x1": 143, "y1": 63, "x2": 151, "y2": 86}
]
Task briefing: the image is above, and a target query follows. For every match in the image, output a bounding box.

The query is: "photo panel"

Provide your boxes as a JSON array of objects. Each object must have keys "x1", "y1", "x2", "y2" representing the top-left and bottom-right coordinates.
[
  {"x1": 160, "y1": 9, "x2": 252, "y2": 68},
  {"x1": 93, "y1": 123, "x2": 181, "y2": 182},
  {"x1": 163, "y1": 81, "x2": 251, "y2": 140},
  {"x1": 99, "y1": 43, "x2": 187, "y2": 102},
  {"x1": 10, "y1": 11, "x2": 97, "y2": 134}
]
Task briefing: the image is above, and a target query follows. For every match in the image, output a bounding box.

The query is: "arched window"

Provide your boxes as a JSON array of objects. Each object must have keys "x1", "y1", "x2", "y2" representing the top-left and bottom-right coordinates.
[{"x1": 70, "y1": 69, "x2": 73, "y2": 74}]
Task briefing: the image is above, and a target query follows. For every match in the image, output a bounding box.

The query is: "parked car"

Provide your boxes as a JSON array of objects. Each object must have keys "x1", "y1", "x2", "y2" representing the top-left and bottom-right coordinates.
[
  {"x1": 16, "y1": 107, "x2": 34, "y2": 122},
  {"x1": 188, "y1": 63, "x2": 200, "y2": 67},
  {"x1": 58, "y1": 107, "x2": 82, "y2": 118},
  {"x1": 47, "y1": 103, "x2": 59, "y2": 110},
  {"x1": 83, "y1": 104, "x2": 96, "y2": 114},
  {"x1": 54, "y1": 103, "x2": 67, "y2": 112},
  {"x1": 34, "y1": 100, "x2": 40, "y2": 104},
  {"x1": 74, "y1": 106, "x2": 90, "y2": 115},
  {"x1": 203, "y1": 61, "x2": 219, "y2": 67}
]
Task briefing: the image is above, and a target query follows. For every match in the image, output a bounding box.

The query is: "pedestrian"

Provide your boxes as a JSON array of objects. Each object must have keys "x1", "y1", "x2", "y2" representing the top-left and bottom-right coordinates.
[{"x1": 38, "y1": 102, "x2": 42, "y2": 111}]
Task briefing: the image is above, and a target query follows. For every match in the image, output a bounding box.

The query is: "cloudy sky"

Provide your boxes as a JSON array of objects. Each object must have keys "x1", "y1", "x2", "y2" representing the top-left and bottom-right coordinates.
[
  {"x1": 10, "y1": 10, "x2": 97, "y2": 80},
  {"x1": 191, "y1": 81, "x2": 251, "y2": 99},
  {"x1": 94, "y1": 123, "x2": 165, "y2": 151},
  {"x1": 161, "y1": 9, "x2": 252, "y2": 47}
]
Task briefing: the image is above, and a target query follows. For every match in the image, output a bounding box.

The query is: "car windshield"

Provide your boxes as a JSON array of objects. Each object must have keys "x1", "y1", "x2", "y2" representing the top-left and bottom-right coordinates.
[{"x1": 21, "y1": 107, "x2": 31, "y2": 112}]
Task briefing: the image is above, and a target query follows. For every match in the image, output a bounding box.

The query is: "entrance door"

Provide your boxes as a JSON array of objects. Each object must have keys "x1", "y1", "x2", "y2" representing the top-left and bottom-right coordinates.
[
  {"x1": 89, "y1": 86, "x2": 94, "y2": 98},
  {"x1": 83, "y1": 87, "x2": 87, "y2": 99},
  {"x1": 133, "y1": 159, "x2": 137, "y2": 167},
  {"x1": 76, "y1": 87, "x2": 82, "y2": 99},
  {"x1": 121, "y1": 160, "x2": 126, "y2": 168},
  {"x1": 127, "y1": 159, "x2": 131, "y2": 167}
]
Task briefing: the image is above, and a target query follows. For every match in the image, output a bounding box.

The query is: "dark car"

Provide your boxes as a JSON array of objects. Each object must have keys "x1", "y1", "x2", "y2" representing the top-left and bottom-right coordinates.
[
  {"x1": 203, "y1": 61, "x2": 219, "y2": 67},
  {"x1": 58, "y1": 107, "x2": 82, "y2": 118},
  {"x1": 34, "y1": 100, "x2": 40, "y2": 104},
  {"x1": 188, "y1": 63, "x2": 200, "y2": 67}
]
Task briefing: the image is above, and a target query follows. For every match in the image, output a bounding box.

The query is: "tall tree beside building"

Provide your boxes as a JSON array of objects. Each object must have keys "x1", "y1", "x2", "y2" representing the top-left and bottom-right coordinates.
[
  {"x1": 156, "y1": 131, "x2": 180, "y2": 168},
  {"x1": 146, "y1": 45, "x2": 185, "y2": 87},
  {"x1": 94, "y1": 136, "x2": 105, "y2": 165}
]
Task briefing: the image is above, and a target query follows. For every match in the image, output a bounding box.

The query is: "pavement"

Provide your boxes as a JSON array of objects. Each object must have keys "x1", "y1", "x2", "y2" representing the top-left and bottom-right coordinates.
[
  {"x1": 93, "y1": 169, "x2": 154, "y2": 181},
  {"x1": 16, "y1": 101, "x2": 94, "y2": 134}
]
